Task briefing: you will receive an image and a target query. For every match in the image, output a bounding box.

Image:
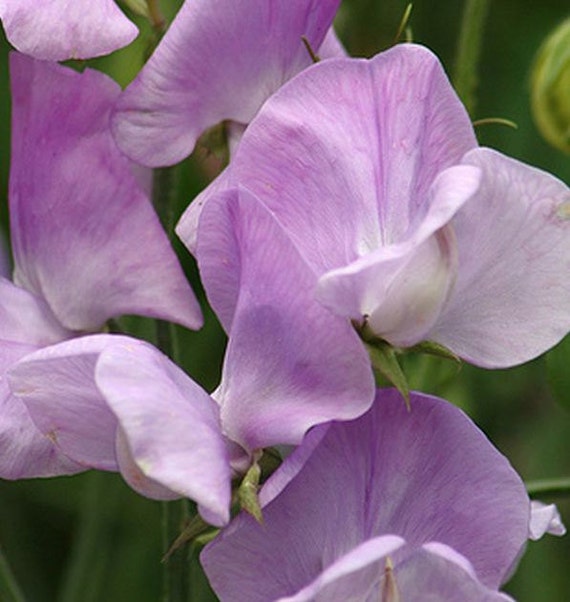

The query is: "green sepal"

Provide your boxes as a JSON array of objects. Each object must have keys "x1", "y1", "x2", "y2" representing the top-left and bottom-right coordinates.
[
  {"x1": 365, "y1": 340, "x2": 410, "y2": 410},
  {"x1": 238, "y1": 458, "x2": 264, "y2": 524},
  {"x1": 406, "y1": 340, "x2": 462, "y2": 365},
  {"x1": 161, "y1": 514, "x2": 212, "y2": 563}
]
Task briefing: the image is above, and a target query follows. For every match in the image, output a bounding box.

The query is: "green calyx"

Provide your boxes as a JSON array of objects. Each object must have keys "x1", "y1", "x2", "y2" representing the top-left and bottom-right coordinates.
[
  {"x1": 358, "y1": 322, "x2": 461, "y2": 409},
  {"x1": 237, "y1": 454, "x2": 264, "y2": 525},
  {"x1": 531, "y1": 17, "x2": 570, "y2": 154}
]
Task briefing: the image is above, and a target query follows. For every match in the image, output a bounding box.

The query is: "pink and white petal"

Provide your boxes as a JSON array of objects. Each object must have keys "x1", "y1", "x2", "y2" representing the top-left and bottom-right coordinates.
[
  {"x1": 202, "y1": 390, "x2": 529, "y2": 596},
  {"x1": 317, "y1": 26, "x2": 346, "y2": 59},
  {"x1": 115, "y1": 426, "x2": 181, "y2": 502},
  {"x1": 0, "y1": 380, "x2": 84, "y2": 479},
  {"x1": 275, "y1": 536, "x2": 406, "y2": 602},
  {"x1": 112, "y1": 0, "x2": 341, "y2": 167},
  {"x1": 200, "y1": 188, "x2": 374, "y2": 450},
  {"x1": 219, "y1": 25, "x2": 341, "y2": 161},
  {"x1": 431, "y1": 148, "x2": 570, "y2": 367},
  {"x1": 318, "y1": 231, "x2": 457, "y2": 347},
  {"x1": 0, "y1": 278, "x2": 71, "y2": 347},
  {"x1": 393, "y1": 544, "x2": 515, "y2": 602},
  {"x1": 353, "y1": 391, "x2": 529, "y2": 588},
  {"x1": 277, "y1": 542, "x2": 514, "y2": 602},
  {"x1": 7, "y1": 335, "x2": 124, "y2": 471},
  {"x1": 180, "y1": 44, "x2": 476, "y2": 270},
  {"x1": 529, "y1": 500, "x2": 566, "y2": 540},
  {"x1": 258, "y1": 426, "x2": 328, "y2": 508},
  {"x1": 95, "y1": 339, "x2": 232, "y2": 526},
  {"x1": 177, "y1": 165, "x2": 234, "y2": 268},
  {"x1": 9, "y1": 53, "x2": 202, "y2": 332},
  {"x1": 316, "y1": 165, "x2": 480, "y2": 346},
  {"x1": 196, "y1": 44, "x2": 477, "y2": 277},
  {"x1": 0, "y1": 1, "x2": 137, "y2": 60},
  {"x1": 0, "y1": 339, "x2": 83, "y2": 478}
]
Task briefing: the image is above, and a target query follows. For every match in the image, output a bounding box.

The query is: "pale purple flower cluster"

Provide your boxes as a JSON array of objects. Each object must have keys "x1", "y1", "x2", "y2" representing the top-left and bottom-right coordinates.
[{"x1": 1, "y1": 1, "x2": 568, "y2": 600}]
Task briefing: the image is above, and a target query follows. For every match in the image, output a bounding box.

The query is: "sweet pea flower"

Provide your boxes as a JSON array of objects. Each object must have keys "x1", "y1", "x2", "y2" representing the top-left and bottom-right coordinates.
[
  {"x1": 0, "y1": 53, "x2": 202, "y2": 479},
  {"x1": 200, "y1": 390, "x2": 538, "y2": 601},
  {"x1": 112, "y1": 0, "x2": 344, "y2": 167},
  {"x1": 0, "y1": 1, "x2": 138, "y2": 61},
  {"x1": 529, "y1": 501, "x2": 567, "y2": 540},
  {"x1": 7, "y1": 191, "x2": 373, "y2": 523},
  {"x1": 179, "y1": 43, "x2": 570, "y2": 369}
]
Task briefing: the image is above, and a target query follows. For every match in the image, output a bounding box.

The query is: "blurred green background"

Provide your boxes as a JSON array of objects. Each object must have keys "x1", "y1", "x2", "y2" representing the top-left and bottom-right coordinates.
[{"x1": 0, "y1": 1, "x2": 569, "y2": 600}]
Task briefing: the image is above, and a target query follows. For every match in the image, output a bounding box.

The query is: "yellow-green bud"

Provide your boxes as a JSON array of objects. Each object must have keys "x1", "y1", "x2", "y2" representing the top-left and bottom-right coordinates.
[
  {"x1": 531, "y1": 18, "x2": 570, "y2": 154},
  {"x1": 119, "y1": 0, "x2": 150, "y2": 19}
]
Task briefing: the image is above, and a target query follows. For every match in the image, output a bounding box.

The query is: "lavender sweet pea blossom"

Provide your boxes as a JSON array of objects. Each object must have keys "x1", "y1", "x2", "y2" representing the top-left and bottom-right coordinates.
[
  {"x1": 179, "y1": 43, "x2": 570, "y2": 369},
  {"x1": 8, "y1": 335, "x2": 233, "y2": 526},
  {"x1": 0, "y1": 1, "x2": 138, "y2": 60},
  {"x1": 201, "y1": 390, "x2": 532, "y2": 601},
  {"x1": 529, "y1": 501, "x2": 567, "y2": 540},
  {"x1": 7, "y1": 193, "x2": 373, "y2": 522},
  {"x1": 0, "y1": 53, "x2": 202, "y2": 479},
  {"x1": 112, "y1": 0, "x2": 344, "y2": 167}
]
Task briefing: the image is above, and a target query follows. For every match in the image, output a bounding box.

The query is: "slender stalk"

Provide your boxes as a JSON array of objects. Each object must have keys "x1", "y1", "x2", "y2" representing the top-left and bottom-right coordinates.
[
  {"x1": 526, "y1": 477, "x2": 570, "y2": 498},
  {"x1": 452, "y1": 0, "x2": 491, "y2": 116},
  {"x1": 152, "y1": 166, "x2": 179, "y2": 237},
  {"x1": 161, "y1": 500, "x2": 192, "y2": 602},
  {"x1": 152, "y1": 165, "x2": 181, "y2": 361},
  {"x1": 0, "y1": 547, "x2": 27, "y2": 602},
  {"x1": 58, "y1": 472, "x2": 115, "y2": 602},
  {"x1": 151, "y1": 165, "x2": 197, "y2": 601}
]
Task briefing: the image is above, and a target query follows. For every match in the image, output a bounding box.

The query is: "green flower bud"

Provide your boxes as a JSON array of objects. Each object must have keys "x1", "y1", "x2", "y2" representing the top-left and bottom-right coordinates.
[
  {"x1": 119, "y1": 0, "x2": 150, "y2": 19},
  {"x1": 531, "y1": 18, "x2": 570, "y2": 154}
]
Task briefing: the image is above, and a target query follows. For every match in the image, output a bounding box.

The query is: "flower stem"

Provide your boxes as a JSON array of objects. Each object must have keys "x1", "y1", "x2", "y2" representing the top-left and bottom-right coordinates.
[
  {"x1": 152, "y1": 165, "x2": 179, "y2": 237},
  {"x1": 58, "y1": 472, "x2": 117, "y2": 602},
  {"x1": 151, "y1": 164, "x2": 181, "y2": 361},
  {"x1": 453, "y1": 0, "x2": 491, "y2": 115},
  {"x1": 151, "y1": 164, "x2": 197, "y2": 601},
  {"x1": 161, "y1": 500, "x2": 192, "y2": 602},
  {"x1": 526, "y1": 477, "x2": 570, "y2": 498},
  {"x1": 0, "y1": 547, "x2": 26, "y2": 602}
]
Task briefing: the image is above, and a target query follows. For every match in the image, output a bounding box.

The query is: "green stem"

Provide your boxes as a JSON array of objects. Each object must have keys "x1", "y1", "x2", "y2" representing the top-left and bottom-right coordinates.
[
  {"x1": 525, "y1": 477, "x2": 570, "y2": 498},
  {"x1": 152, "y1": 165, "x2": 179, "y2": 235},
  {"x1": 0, "y1": 547, "x2": 26, "y2": 602},
  {"x1": 151, "y1": 165, "x2": 196, "y2": 601},
  {"x1": 453, "y1": 0, "x2": 491, "y2": 115},
  {"x1": 161, "y1": 500, "x2": 192, "y2": 602},
  {"x1": 152, "y1": 165, "x2": 181, "y2": 361},
  {"x1": 58, "y1": 472, "x2": 115, "y2": 602}
]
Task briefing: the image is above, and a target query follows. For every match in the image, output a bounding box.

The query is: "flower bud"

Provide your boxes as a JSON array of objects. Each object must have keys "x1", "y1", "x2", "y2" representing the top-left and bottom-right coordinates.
[{"x1": 531, "y1": 18, "x2": 570, "y2": 154}]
